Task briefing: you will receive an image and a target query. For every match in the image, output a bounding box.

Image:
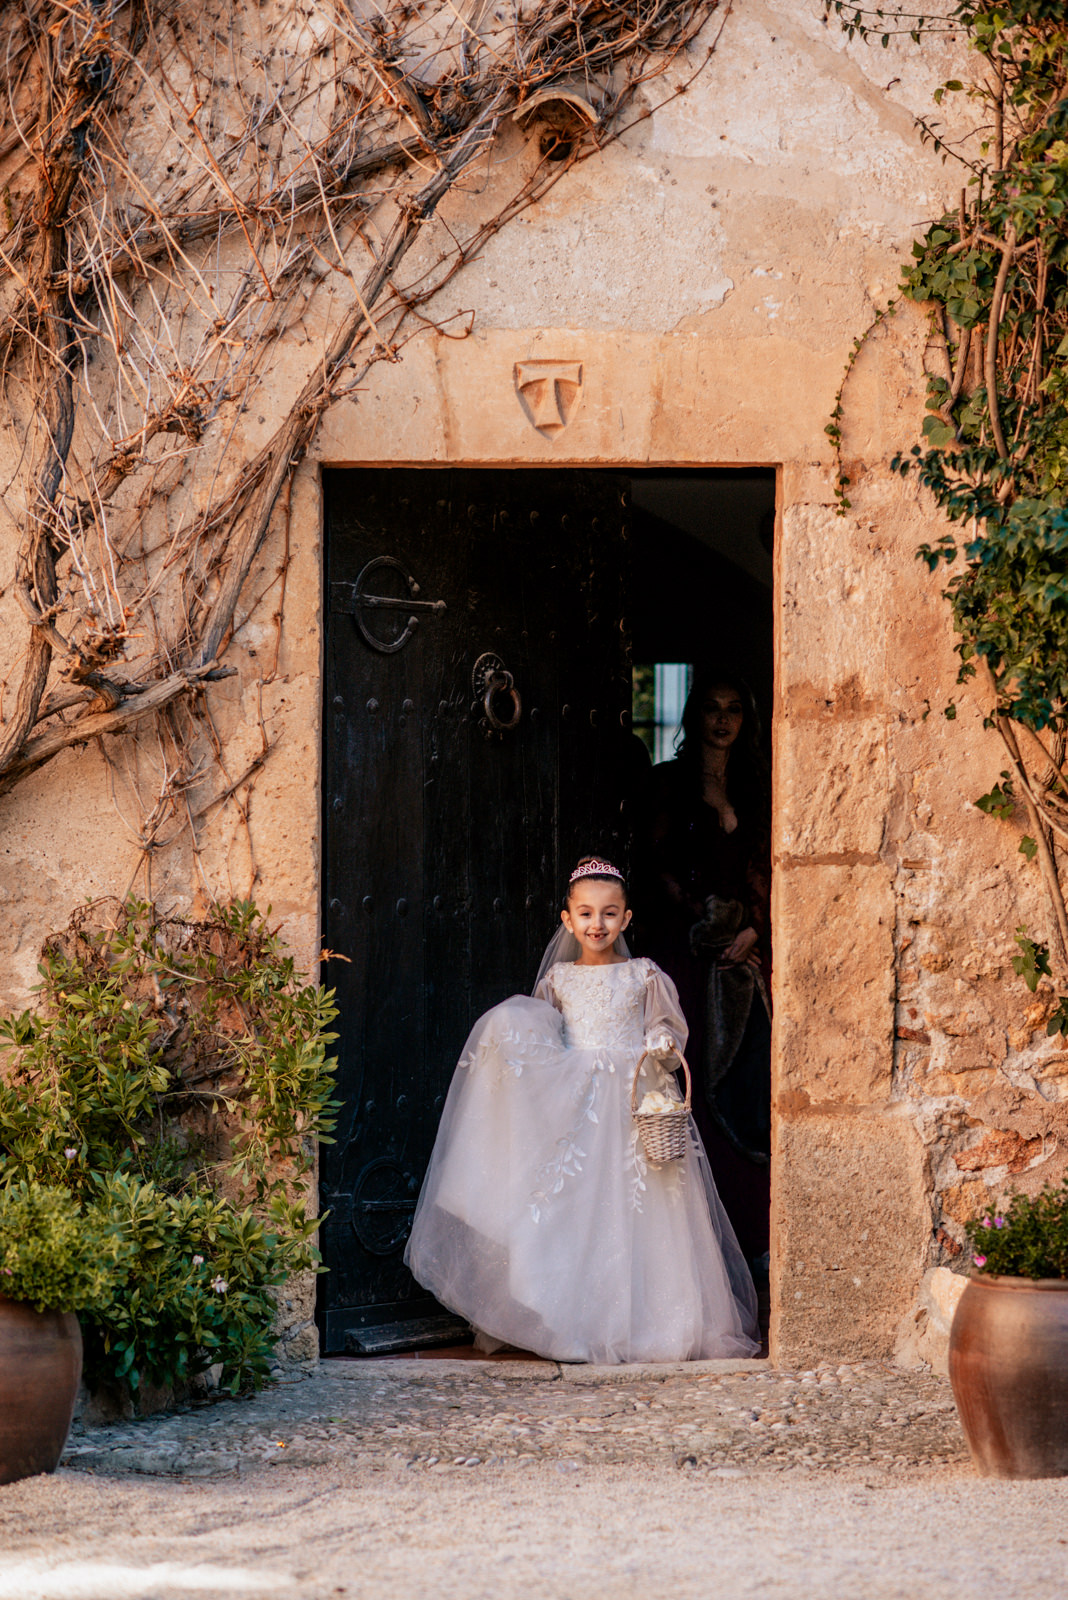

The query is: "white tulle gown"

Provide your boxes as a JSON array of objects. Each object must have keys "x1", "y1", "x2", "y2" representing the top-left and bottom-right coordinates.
[{"x1": 405, "y1": 956, "x2": 760, "y2": 1363}]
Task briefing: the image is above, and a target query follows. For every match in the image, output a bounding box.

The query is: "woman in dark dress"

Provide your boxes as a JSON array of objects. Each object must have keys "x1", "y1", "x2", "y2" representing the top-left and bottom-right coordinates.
[{"x1": 643, "y1": 668, "x2": 771, "y2": 1274}]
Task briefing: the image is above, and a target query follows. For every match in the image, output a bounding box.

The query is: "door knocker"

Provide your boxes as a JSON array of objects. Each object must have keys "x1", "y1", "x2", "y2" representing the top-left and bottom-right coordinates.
[
  {"x1": 331, "y1": 556, "x2": 446, "y2": 654},
  {"x1": 472, "y1": 652, "x2": 522, "y2": 738}
]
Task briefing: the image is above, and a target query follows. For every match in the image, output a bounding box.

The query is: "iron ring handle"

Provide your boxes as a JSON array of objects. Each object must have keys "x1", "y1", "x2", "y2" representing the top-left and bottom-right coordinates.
[{"x1": 482, "y1": 669, "x2": 522, "y2": 732}]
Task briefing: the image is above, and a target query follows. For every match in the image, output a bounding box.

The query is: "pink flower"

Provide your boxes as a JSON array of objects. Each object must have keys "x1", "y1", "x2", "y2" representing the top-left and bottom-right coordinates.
[
  {"x1": 191, "y1": 1255, "x2": 204, "y2": 1267},
  {"x1": 64, "y1": 1148, "x2": 77, "y2": 1161},
  {"x1": 2, "y1": 1268, "x2": 11, "y2": 1276},
  {"x1": 973, "y1": 1254, "x2": 987, "y2": 1268},
  {"x1": 981, "y1": 1215, "x2": 992, "y2": 1229},
  {"x1": 994, "y1": 1216, "x2": 1006, "y2": 1229}
]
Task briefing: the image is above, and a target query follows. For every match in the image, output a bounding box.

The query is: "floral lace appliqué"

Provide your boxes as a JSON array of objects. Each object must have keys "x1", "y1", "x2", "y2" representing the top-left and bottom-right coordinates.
[
  {"x1": 549, "y1": 958, "x2": 650, "y2": 1052},
  {"x1": 625, "y1": 1112, "x2": 692, "y2": 1213},
  {"x1": 529, "y1": 1072, "x2": 600, "y2": 1223},
  {"x1": 625, "y1": 1128, "x2": 649, "y2": 1214},
  {"x1": 462, "y1": 1018, "x2": 561, "y2": 1082}
]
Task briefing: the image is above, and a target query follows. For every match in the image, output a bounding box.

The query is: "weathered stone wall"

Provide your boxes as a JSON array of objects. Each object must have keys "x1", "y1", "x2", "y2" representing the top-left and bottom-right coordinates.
[{"x1": 2, "y1": 3, "x2": 1060, "y2": 1369}]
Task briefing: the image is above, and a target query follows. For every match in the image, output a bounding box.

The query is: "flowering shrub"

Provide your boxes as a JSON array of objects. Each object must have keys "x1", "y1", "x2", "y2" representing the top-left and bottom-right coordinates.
[
  {"x1": 0, "y1": 899, "x2": 338, "y2": 1395},
  {"x1": 81, "y1": 1173, "x2": 320, "y2": 1394},
  {"x1": 0, "y1": 1182, "x2": 124, "y2": 1315},
  {"x1": 966, "y1": 1179, "x2": 1068, "y2": 1279}
]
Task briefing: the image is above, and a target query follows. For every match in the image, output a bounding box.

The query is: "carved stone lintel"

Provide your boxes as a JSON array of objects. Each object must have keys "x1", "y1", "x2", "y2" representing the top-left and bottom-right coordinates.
[{"x1": 514, "y1": 360, "x2": 583, "y2": 438}]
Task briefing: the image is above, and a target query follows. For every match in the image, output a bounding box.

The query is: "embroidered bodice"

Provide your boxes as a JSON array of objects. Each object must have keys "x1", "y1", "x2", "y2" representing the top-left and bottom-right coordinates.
[{"x1": 547, "y1": 958, "x2": 652, "y2": 1050}]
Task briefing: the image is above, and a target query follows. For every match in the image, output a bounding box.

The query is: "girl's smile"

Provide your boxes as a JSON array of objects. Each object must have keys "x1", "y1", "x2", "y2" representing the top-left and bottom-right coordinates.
[{"x1": 561, "y1": 880, "x2": 633, "y2": 965}]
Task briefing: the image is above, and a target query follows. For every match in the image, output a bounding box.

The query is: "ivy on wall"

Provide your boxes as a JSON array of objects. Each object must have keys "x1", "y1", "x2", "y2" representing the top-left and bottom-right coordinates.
[{"x1": 827, "y1": 2, "x2": 1068, "y2": 1016}]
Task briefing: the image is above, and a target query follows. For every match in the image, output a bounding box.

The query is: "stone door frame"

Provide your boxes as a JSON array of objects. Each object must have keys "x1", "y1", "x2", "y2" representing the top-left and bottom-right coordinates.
[
  {"x1": 309, "y1": 441, "x2": 796, "y2": 1357},
  {"x1": 307, "y1": 340, "x2": 926, "y2": 1367}
]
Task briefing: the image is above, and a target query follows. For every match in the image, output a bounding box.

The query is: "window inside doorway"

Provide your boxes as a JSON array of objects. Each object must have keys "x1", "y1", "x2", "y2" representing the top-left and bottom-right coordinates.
[{"x1": 632, "y1": 663, "x2": 693, "y2": 764}]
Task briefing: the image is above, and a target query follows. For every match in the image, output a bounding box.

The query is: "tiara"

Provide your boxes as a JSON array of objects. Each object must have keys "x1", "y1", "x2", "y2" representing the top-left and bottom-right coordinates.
[{"x1": 569, "y1": 858, "x2": 624, "y2": 884}]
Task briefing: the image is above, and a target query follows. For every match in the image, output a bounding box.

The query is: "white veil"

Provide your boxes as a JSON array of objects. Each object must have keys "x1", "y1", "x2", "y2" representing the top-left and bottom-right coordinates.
[{"x1": 533, "y1": 924, "x2": 631, "y2": 989}]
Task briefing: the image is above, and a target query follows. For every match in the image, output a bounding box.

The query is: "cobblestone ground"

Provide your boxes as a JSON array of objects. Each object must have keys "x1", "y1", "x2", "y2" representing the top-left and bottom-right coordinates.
[
  {"x1": 61, "y1": 1357, "x2": 968, "y2": 1479},
  {"x1": 1, "y1": 1357, "x2": 1066, "y2": 1600}
]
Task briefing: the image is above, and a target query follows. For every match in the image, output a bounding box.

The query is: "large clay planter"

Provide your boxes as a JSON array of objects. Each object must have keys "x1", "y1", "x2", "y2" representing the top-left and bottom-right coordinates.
[
  {"x1": 949, "y1": 1275, "x2": 1068, "y2": 1479},
  {"x1": 0, "y1": 1298, "x2": 82, "y2": 1485}
]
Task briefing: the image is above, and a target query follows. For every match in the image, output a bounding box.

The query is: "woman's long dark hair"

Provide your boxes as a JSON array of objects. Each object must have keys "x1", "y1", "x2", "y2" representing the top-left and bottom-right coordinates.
[{"x1": 674, "y1": 666, "x2": 770, "y2": 833}]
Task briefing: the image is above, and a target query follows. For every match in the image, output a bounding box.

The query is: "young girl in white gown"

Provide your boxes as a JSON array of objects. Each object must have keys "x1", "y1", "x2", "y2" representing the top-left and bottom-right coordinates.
[{"x1": 405, "y1": 857, "x2": 760, "y2": 1363}]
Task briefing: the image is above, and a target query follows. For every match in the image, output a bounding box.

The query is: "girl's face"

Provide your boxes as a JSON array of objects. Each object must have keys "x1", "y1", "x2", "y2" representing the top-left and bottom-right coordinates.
[
  {"x1": 562, "y1": 879, "x2": 632, "y2": 964},
  {"x1": 701, "y1": 683, "x2": 745, "y2": 751}
]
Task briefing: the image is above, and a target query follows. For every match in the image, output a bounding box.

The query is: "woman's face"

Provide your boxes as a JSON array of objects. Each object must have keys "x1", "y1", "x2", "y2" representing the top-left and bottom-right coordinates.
[{"x1": 701, "y1": 683, "x2": 745, "y2": 752}]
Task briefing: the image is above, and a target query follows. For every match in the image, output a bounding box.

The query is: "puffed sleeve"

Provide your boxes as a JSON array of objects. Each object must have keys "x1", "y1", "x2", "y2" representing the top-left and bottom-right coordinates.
[
  {"x1": 533, "y1": 967, "x2": 563, "y2": 1012},
  {"x1": 641, "y1": 960, "x2": 689, "y2": 1057}
]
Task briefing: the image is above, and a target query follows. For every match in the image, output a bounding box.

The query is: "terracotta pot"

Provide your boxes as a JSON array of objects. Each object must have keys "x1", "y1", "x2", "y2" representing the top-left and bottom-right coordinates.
[
  {"x1": 0, "y1": 1297, "x2": 83, "y2": 1485},
  {"x1": 949, "y1": 1274, "x2": 1068, "y2": 1479}
]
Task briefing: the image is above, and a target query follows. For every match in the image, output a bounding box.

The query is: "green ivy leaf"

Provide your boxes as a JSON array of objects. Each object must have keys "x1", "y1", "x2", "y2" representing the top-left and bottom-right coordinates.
[
  {"x1": 922, "y1": 414, "x2": 958, "y2": 447},
  {"x1": 1012, "y1": 928, "x2": 1053, "y2": 994},
  {"x1": 975, "y1": 777, "x2": 1015, "y2": 820}
]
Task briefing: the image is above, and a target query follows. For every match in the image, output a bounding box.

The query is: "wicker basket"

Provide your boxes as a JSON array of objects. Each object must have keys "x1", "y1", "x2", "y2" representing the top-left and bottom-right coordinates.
[{"x1": 630, "y1": 1050, "x2": 692, "y2": 1163}]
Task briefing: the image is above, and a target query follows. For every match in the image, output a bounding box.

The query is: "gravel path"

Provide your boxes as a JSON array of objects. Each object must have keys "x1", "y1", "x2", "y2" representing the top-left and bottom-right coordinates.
[{"x1": 0, "y1": 1358, "x2": 1064, "y2": 1599}]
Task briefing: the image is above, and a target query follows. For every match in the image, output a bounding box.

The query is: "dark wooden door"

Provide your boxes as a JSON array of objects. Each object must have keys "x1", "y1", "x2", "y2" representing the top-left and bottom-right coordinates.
[{"x1": 319, "y1": 468, "x2": 631, "y2": 1352}]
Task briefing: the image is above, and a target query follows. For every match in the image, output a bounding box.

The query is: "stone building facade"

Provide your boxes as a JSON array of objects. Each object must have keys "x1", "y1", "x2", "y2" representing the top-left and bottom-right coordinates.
[{"x1": 1, "y1": 3, "x2": 1063, "y2": 1370}]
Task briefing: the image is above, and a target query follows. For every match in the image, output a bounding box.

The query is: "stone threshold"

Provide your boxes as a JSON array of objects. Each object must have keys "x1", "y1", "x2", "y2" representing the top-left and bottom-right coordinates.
[{"x1": 322, "y1": 1356, "x2": 771, "y2": 1384}]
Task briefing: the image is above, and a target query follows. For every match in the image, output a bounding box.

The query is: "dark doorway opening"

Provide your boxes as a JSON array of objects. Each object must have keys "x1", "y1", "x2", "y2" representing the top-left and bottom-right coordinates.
[
  {"x1": 629, "y1": 469, "x2": 773, "y2": 743},
  {"x1": 627, "y1": 471, "x2": 774, "y2": 1321},
  {"x1": 318, "y1": 466, "x2": 774, "y2": 1356}
]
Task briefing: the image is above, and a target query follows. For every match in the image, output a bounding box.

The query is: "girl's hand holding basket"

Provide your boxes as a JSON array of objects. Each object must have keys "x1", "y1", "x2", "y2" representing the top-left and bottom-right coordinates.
[{"x1": 632, "y1": 1043, "x2": 692, "y2": 1163}]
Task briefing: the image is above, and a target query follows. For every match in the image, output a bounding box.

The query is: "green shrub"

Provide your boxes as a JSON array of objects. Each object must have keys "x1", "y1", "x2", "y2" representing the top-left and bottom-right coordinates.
[
  {"x1": 966, "y1": 1179, "x2": 1068, "y2": 1280},
  {"x1": 0, "y1": 1181, "x2": 124, "y2": 1314},
  {"x1": 86, "y1": 1173, "x2": 319, "y2": 1393},
  {"x1": 0, "y1": 898, "x2": 338, "y2": 1395}
]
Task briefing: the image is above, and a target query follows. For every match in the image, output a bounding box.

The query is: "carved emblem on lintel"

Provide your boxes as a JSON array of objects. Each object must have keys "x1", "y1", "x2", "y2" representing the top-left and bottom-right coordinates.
[{"x1": 514, "y1": 360, "x2": 583, "y2": 438}]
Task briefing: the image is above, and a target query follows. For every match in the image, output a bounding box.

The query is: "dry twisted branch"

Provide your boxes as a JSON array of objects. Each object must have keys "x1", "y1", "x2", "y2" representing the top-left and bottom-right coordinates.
[{"x1": 0, "y1": 0, "x2": 725, "y2": 837}]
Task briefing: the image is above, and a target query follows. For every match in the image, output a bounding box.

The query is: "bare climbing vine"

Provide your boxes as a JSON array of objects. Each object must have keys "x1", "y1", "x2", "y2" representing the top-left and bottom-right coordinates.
[{"x1": 0, "y1": 0, "x2": 727, "y2": 860}]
